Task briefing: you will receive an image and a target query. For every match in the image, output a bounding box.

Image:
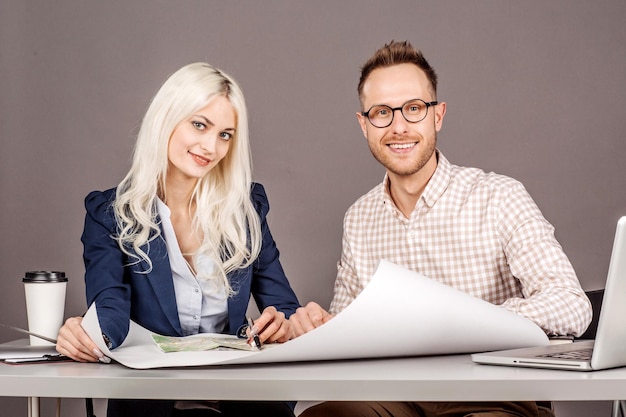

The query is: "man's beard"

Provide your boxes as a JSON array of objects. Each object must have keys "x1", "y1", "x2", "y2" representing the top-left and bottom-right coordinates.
[{"x1": 369, "y1": 133, "x2": 437, "y2": 177}]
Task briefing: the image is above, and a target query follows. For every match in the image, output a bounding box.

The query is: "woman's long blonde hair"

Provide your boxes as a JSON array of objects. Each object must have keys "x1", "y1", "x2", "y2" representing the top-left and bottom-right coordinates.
[{"x1": 113, "y1": 63, "x2": 261, "y2": 295}]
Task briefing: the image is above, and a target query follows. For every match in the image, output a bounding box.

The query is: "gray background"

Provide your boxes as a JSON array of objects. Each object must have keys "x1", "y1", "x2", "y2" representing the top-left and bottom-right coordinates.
[{"x1": 1, "y1": 1, "x2": 625, "y2": 416}]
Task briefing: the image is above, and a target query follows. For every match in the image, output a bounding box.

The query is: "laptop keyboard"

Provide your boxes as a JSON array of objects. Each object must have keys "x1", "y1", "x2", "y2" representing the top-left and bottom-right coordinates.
[{"x1": 537, "y1": 348, "x2": 593, "y2": 360}]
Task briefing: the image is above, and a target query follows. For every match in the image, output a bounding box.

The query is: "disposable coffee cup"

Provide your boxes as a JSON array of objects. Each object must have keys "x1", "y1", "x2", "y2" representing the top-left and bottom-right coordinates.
[{"x1": 23, "y1": 271, "x2": 68, "y2": 346}]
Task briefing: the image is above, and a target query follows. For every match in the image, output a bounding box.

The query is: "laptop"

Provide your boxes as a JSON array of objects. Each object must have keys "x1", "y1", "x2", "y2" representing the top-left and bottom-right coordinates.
[{"x1": 472, "y1": 216, "x2": 626, "y2": 371}]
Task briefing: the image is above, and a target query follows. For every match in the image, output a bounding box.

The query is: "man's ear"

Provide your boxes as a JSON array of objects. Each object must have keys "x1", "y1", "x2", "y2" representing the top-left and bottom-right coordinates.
[
  {"x1": 434, "y1": 101, "x2": 446, "y2": 132},
  {"x1": 356, "y1": 112, "x2": 368, "y2": 138}
]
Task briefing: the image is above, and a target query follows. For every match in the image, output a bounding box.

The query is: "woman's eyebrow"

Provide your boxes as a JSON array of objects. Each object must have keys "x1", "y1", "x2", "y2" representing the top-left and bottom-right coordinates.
[
  {"x1": 195, "y1": 115, "x2": 214, "y2": 126},
  {"x1": 194, "y1": 115, "x2": 236, "y2": 132}
]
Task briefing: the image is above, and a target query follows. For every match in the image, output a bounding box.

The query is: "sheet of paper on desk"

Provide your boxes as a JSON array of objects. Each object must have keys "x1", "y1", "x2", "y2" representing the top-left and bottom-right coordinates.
[{"x1": 81, "y1": 260, "x2": 549, "y2": 369}]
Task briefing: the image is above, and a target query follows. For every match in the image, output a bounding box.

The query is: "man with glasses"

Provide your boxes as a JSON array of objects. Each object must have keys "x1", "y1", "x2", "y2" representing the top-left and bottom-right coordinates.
[{"x1": 290, "y1": 40, "x2": 591, "y2": 417}]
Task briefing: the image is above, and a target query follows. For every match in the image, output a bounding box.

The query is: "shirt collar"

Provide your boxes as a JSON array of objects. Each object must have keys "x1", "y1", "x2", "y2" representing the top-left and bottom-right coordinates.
[
  {"x1": 421, "y1": 150, "x2": 452, "y2": 208},
  {"x1": 156, "y1": 197, "x2": 170, "y2": 217},
  {"x1": 381, "y1": 149, "x2": 452, "y2": 211}
]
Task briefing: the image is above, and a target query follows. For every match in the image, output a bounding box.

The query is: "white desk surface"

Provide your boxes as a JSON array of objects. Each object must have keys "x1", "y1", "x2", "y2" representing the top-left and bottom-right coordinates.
[{"x1": 2, "y1": 352, "x2": 626, "y2": 402}]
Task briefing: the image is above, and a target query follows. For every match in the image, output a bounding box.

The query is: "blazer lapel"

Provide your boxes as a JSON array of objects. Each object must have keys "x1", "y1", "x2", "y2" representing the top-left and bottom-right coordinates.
[{"x1": 145, "y1": 236, "x2": 183, "y2": 335}]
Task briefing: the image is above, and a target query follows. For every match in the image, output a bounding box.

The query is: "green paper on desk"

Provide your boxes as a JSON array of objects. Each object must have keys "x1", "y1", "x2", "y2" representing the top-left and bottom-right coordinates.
[{"x1": 151, "y1": 334, "x2": 258, "y2": 352}]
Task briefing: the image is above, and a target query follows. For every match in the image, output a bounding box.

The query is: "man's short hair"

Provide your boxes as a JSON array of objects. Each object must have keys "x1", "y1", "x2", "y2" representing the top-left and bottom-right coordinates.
[{"x1": 358, "y1": 40, "x2": 438, "y2": 104}]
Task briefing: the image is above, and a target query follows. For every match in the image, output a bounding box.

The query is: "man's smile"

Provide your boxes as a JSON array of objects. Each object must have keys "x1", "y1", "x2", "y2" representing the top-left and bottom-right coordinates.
[{"x1": 387, "y1": 142, "x2": 418, "y2": 152}]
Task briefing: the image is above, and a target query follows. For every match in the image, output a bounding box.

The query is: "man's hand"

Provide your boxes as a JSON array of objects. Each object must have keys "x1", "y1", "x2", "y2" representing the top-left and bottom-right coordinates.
[{"x1": 289, "y1": 302, "x2": 334, "y2": 338}]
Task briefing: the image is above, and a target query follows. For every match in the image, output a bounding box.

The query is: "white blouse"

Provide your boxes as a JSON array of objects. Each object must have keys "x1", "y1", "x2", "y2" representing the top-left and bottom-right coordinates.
[{"x1": 157, "y1": 199, "x2": 228, "y2": 335}]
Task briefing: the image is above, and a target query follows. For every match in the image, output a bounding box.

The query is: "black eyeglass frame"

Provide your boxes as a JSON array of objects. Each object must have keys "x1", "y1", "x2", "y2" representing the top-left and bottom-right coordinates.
[{"x1": 361, "y1": 99, "x2": 439, "y2": 128}]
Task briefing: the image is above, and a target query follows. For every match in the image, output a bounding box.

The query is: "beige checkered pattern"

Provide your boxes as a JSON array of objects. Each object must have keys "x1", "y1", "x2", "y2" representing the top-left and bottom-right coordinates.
[{"x1": 330, "y1": 152, "x2": 592, "y2": 336}]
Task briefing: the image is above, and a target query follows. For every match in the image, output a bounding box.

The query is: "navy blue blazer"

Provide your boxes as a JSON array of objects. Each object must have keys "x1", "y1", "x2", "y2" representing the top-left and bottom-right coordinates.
[{"x1": 81, "y1": 183, "x2": 300, "y2": 348}]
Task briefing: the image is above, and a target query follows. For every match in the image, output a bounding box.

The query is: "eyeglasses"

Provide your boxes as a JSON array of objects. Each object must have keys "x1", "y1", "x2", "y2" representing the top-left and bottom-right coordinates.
[{"x1": 361, "y1": 99, "x2": 438, "y2": 128}]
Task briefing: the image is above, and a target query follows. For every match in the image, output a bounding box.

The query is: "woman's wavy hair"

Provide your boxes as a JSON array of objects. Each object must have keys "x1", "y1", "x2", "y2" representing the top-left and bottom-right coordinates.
[{"x1": 113, "y1": 62, "x2": 260, "y2": 295}]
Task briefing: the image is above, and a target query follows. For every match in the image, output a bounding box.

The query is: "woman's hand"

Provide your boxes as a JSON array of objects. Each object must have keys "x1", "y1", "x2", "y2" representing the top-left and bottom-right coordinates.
[
  {"x1": 249, "y1": 306, "x2": 292, "y2": 344},
  {"x1": 56, "y1": 317, "x2": 109, "y2": 362}
]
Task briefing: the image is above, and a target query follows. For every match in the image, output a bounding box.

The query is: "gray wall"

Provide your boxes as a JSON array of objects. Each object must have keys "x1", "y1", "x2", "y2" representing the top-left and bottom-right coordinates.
[{"x1": 1, "y1": 1, "x2": 625, "y2": 416}]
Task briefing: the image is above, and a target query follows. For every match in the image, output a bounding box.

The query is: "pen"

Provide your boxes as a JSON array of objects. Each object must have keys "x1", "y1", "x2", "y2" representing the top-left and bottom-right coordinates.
[
  {"x1": 0, "y1": 322, "x2": 58, "y2": 345},
  {"x1": 247, "y1": 317, "x2": 262, "y2": 350}
]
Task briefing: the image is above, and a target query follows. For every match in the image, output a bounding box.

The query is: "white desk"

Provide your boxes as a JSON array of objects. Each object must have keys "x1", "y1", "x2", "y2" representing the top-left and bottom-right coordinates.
[{"x1": 2, "y1": 354, "x2": 626, "y2": 402}]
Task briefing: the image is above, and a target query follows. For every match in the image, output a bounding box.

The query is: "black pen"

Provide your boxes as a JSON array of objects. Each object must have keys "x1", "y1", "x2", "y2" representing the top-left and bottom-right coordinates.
[{"x1": 247, "y1": 317, "x2": 262, "y2": 350}]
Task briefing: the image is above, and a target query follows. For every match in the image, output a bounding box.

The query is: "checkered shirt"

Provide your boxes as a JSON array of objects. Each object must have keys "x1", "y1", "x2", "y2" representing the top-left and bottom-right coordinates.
[{"x1": 330, "y1": 151, "x2": 592, "y2": 336}]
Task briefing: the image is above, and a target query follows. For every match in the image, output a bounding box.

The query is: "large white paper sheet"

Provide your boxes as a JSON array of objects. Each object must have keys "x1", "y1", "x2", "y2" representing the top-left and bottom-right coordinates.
[{"x1": 82, "y1": 260, "x2": 549, "y2": 369}]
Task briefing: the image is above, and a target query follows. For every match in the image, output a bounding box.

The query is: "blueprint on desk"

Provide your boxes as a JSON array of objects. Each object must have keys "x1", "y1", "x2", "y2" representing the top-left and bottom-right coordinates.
[{"x1": 81, "y1": 260, "x2": 549, "y2": 369}]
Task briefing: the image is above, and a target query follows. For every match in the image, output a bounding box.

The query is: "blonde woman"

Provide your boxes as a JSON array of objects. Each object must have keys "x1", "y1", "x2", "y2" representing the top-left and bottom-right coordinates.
[{"x1": 56, "y1": 63, "x2": 300, "y2": 417}]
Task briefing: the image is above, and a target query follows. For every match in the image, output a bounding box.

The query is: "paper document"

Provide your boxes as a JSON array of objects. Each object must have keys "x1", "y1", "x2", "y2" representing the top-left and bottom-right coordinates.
[
  {"x1": 81, "y1": 260, "x2": 549, "y2": 369},
  {"x1": 151, "y1": 334, "x2": 267, "y2": 352}
]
